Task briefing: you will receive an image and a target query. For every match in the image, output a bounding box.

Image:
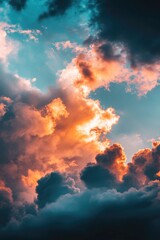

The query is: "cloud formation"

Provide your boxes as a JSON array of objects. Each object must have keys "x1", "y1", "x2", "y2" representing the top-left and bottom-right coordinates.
[
  {"x1": 0, "y1": 27, "x2": 120, "y2": 205},
  {"x1": 90, "y1": 0, "x2": 160, "y2": 66},
  {"x1": 57, "y1": 41, "x2": 160, "y2": 95},
  {"x1": 1, "y1": 140, "x2": 160, "y2": 239},
  {"x1": 1, "y1": 176, "x2": 160, "y2": 239},
  {"x1": 0, "y1": 2, "x2": 160, "y2": 239},
  {"x1": 36, "y1": 172, "x2": 78, "y2": 208}
]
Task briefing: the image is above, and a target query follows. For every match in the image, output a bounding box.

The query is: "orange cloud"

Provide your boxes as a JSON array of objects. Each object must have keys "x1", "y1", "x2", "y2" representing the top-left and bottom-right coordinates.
[
  {"x1": 0, "y1": 103, "x2": 6, "y2": 118},
  {"x1": 0, "y1": 83, "x2": 119, "y2": 201},
  {"x1": 1, "y1": 39, "x2": 159, "y2": 204},
  {"x1": 96, "y1": 143, "x2": 127, "y2": 181},
  {"x1": 57, "y1": 42, "x2": 160, "y2": 96}
]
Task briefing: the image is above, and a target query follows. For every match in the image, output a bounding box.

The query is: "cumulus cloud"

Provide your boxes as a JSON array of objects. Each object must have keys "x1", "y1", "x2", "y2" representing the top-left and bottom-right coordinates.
[
  {"x1": 96, "y1": 143, "x2": 127, "y2": 180},
  {"x1": 0, "y1": 91, "x2": 118, "y2": 203},
  {"x1": 1, "y1": 133, "x2": 160, "y2": 239},
  {"x1": 0, "y1": 29, "x2": 159, "y2": 212},
  {"x1": 81, "y1": 142, "x2": 160, "y2": 192},
  {"x1": 0, "y1": 34, "x2": 120, "y2": 205},
  {"x1": 1, "y1": 182, "x2": 160, "y2": 240},
  {"x1": 0, "y1": 3, "x2": 160, "y2": 239},
  {"x1": 36, "y1": 172, "x2": 79, "y2": 209},
  {"x1": 121, "y1": 142, "x2": 160, "y2": 191},
  {"x1": 80, "y1": 164, "x2": 117, "y2": 189}
]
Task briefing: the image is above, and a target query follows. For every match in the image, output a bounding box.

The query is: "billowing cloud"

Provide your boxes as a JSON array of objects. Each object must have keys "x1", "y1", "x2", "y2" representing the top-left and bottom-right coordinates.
[
  {"x1": 57, "y1": 41, "x2": 160, "y2": 96},
  {"x1": 0, "y1": 35, "x2": 119, "y2": 204},
  {"x1": 121, "y1": 142, "x2": 160, "y2": 191},
  {"x1": 96, "y1": 143, "x2": 127, "y2": 180},
  {"x1": 0, "y1": 88, "x2": 118, "y2": 202},
  {"x1": 0, "y1": 180, "x2": 160, "y2": 240},
  {"x1": 1, "y1": 112, "x2": 160, "y2": 240},
  {"x1": 80, "y1": 164, "x2": 117, "y2": 189},
  {"x1": 0, "y1": 2, "x2": 160, "y2": 239},
  {"x1": 36, "y1": 171, "x2": 79, "y2": 208}
]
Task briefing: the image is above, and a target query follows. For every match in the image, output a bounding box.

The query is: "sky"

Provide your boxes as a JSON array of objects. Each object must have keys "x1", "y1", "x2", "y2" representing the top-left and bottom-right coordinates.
[{"x1": 0, "y1": 0, "x2": 160, "y2": 239}]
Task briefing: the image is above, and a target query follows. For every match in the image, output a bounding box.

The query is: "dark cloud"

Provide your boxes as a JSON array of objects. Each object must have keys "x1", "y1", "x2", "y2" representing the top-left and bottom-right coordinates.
[
  {"x1": 0, "y1": 185, "x2": 13, "y2": 226},
  {"x1": 91, "y1": 0, "x2": 160, "y2": 65},
  {"x1": 145, "y1": 144, "x2": 160, "y2": 181},
  {"x1": 80, "y1": 142, "x2": 160, "y2": 193},
  {"x1": 39, "y1": 0, "x2": 74, "y2": 20},
  {"x1": 97, "y1": 42, "x2": 120, "y2": 61},
  {"x1": 1, "y1": 143, "x2": 160, "y2": 239},
  {"x1": 80, "y1": 144, "x2": 126, "y2": 190},
  {"x1": 0, "y1": 0, "x2": 27, "y2": 11},
  {"x1": 8, "y1": 0, "x2": 27, "y2": 11},
  {"x1": 80, "y1": 164, "x2": 117, "y2": 189},
  {"x1": 121, "y1": 144, "x2": 160, "y2": 191},
  {"x1": 36, "y1": 172, "x2": 77, "y2": 208},
  {"x1": 96, "y1": 143, "x2": 125, "y2": 168},
  {"x1": 1, "y1": 182, "x2": 160, "y2": 240},
  {"x1": 75, "y1": 54, "x2": 95, "y2": 82}
]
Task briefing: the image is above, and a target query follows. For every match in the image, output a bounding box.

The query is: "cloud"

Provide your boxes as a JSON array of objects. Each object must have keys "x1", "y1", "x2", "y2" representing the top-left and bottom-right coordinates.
[
  {"x1": 90, "y1": 0, "x2": 160, "y2": 65},
  {"x1": 96, "y1": 143, "x2": 126, "y2": 179},
  {"x1": 0, "y1": 103, "x2": 6, "y2": 119},
  {"x1": 0, "y1": 5, "x2": 160, "y2": 238},
  {"x1": 80, "y1": 142, "x2": 160, "y2": 192},
  {"x1": 0, "y1": 65, "x2": 40, "y2": 99},
  {"x1": 0, "y1": 138, "x2": 160, "y2": 239},
  {"x1": 0, "y1": 23, "x2": 15, "y2": 63},
  {"x1": 1, "y1": 182, "x2": 160, "y2": 240},
  {"x1": 36, "y1": 171, "x2": 79, "y2": 209},
  {"x1": 0, "y1": 89, "x2": 118, "y2": 202},
  {"x1": 57, "y1": 41, "x2": 160, "y2": 96},
  {"x1": 0, "y1": 40, "x2": 119, "y2": 204},
  {"x1": 0, "y1": 181, "x2": 13, "y2": 226},
  {"x1": 0, "y1": 34, "x2": 159, "y2": 210},
  {"x1": 0, "y1": 0, "x2": 27, "y2": 11},
  {"x1": 39, "y1": 0, "x2": 74, "y2": 20},
  {"x1": 80, "y1": 164, "x2": 117, "y2": 189},
  {"x1": 120, "y1": 142, "x2": 160, "y2": 191},
  {"x1": 8, "y1": 0, "x2": 27, "y2": 11}
]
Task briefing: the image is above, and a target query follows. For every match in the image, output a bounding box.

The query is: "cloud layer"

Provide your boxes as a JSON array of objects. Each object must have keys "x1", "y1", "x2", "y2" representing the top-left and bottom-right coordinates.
[{"x1": 1, "y1": 143, "x2": 160, "y2": 239}]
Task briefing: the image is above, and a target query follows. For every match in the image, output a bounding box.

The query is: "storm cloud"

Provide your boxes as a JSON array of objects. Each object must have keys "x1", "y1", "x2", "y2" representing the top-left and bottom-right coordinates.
[
  {"x1": 90, "y1": 0, "x2": 160, "y2": 65},
  {"x1": 36, "y1": 172, "x2": 78, "y2": 208},
  {"x1": 0, "y1": 181, "x2": 160, "y2": 240}
]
